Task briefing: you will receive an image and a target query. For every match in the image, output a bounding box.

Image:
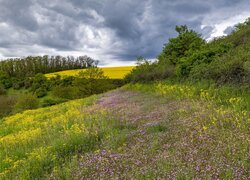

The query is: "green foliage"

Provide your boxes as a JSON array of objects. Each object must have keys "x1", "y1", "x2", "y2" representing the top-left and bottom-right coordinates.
[
  {"x1": 51, "y1": 86, "x2": 80, "y2": 100},
  {"x1": 190, "y1": 41, "x2": 250, "y2": 84},
  {"x1": 0, "y1": 55, "x2": 97, "y2": 78},
  {"x1": 0, "y1": 71, "x2": 12, "y2": 89},
  {"x1": 125, "y1": 57, "x2": 175, "y2": 83},
  {"x1": 14, "y1": 94, "x2": 39, "y2": 112},
  {"x1": 30, "y1": 74, "x2": 49, "y2": 96},
  {"x1": 0, "y1": 95, "x2": 16, "y2": 118},
  {"x1": 35, "y1": 87, "x2": 48, "y2": 98},
  {"x1": 127, "y1": 18, "x2": 250, "y2": 85},
  {"x1": 12, "y1": 79, "x2": 25, "y2": 90},
  {"x1": 175, "y1": 41, "x2": 233, "y2": 77},
  {"x1": 159, "y1": 25, "x2": 205, "y2": 65},
  {"x1": 41, "y1": 97, "x2": 66, "y2": 107},
  {"x1": 77, "y1": 67, "x2": 108, "y2": 79},
  {"x1": 227, "y1": 18, "x2": 250, "y2": 47},
  {"x1": 0, "y1": 84, "x2": 6, "y2": 95},
  {"x1": 24, "y1": 77, "x2": 33, "y2": 89},
  {"x1": 74, "y1": 68, "x2": 115, "y2": 96}
]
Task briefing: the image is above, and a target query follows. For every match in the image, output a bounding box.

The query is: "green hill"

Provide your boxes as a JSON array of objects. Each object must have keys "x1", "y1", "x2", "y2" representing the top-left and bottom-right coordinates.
[{"x1": 126, "y1": 19, "x2": 250, "y2": 85}]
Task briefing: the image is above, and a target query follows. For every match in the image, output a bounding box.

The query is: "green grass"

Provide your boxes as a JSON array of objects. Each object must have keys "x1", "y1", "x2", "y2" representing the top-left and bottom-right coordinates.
[
  {"x1": 7, "y1": 88, "x2": 29, "y2": 96},
  {"x1": 126, "y1": 80, "x2": 250, "y2": 111},
  {"x1": 0, "y1": 81, "x2": 249, "y2": 179},
  {"x1": 0, "y1": 95, "x2": 128, "y2": 179}
]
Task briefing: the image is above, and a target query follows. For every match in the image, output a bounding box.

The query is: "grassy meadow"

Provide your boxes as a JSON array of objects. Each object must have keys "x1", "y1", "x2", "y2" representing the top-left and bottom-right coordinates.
[
  {"x1": 45, "y1": 66, "x2": 135, "y2": 79},
  {"x1": 0, "y1": 81, "x2": 249, "y2": 179},
  {"x1": 0, "y1": 95, "x2": 125, "y2": 179}
]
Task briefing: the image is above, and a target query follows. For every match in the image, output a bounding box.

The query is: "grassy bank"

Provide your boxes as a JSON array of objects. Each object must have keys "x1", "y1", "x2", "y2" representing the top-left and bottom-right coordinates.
[
  {"x1": 1, "y1": 81, "x2": 249, "y2": 179},
  {"x1": 0, "y1": 95, "x2": 128, "y2": 179}
]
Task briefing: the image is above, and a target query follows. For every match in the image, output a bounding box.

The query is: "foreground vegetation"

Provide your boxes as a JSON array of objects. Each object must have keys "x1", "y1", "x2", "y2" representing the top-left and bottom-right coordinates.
[
  {"x1": 0, "y1": 95, "x2": 116, "y2": 179},
  {"x1": 0, "y1": 80, "x2": 249, "y2": 179}
]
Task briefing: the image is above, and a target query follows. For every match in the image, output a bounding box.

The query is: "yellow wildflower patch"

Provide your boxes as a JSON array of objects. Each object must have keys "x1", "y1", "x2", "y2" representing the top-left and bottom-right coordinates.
[{"x1": 45, "y1": 66, "x2": 135, "y2": 79}]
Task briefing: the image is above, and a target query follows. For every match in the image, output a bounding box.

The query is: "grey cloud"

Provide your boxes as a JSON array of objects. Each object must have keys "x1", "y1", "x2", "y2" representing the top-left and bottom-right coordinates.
[
  {"x1": 0, "y1": 0, "x2": 38, "y2": 31},
  {"x1": 224, "y1": 26, "x2": 235, "y2": 35},
  {"x1": 201, "y1": 26, "x2": 214, "y2": 39},
  {"x1": 0, "y1": 0, "x2": 250, "y2": 64}
]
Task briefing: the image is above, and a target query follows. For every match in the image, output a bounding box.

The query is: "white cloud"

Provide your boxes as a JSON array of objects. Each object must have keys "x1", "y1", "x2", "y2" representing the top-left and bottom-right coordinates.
[{"x1": 205, "y1": 12, "x2": 250, "y2": 41}]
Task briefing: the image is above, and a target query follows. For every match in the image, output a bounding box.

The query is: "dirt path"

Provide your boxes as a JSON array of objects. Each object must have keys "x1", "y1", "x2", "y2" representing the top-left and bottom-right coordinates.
[
  {"x1": 96, "y1": 89, "x2": 179, "y2": 123},
  {"x1": 72, "y1": 89, "x2": 190, "y2": 179},
  {"x1": 71, "y1": 89, "x2": 249, "y2": 179}
]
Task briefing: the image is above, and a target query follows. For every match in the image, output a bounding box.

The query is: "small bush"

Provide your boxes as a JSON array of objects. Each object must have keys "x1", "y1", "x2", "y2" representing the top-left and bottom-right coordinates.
[
  {"x1": 14, "y1": 94, "x2": 39, "y2": 112},
  {"x1": 30, "y1": 74, "x2": 48, "y2": 92},
  {"x1": 125, "y1": 58, "x2": 175, "y2": 83},
  {"x1": 51, "y1": 86, "x2": 80, "y2": 100},
  {"x1": 0, "y1": 84, "x2": 6, "y2": 95},
  {"x1": 0, "y1": 95, "x2": 16, "y2": 118},
  {"x1": 35, "y1": 87, "x2": 48, "y2": 98},
  {"x1": 74, "y1": 68, "x2": 116, "y2": 96},
  {"x1": 41, "y1": 97, "x2": 66, "y2": 107}
]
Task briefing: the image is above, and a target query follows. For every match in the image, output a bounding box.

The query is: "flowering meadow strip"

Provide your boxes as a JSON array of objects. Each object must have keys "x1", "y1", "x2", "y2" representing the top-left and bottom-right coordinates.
[
  {"x1": 45, "y1": 66, "x2": 135, "y2": 79},
  {"x1": 0, "y1": 95, "x2": 123, "y2": 179},
  {"x1": 123, "y1": 81, "x2": 249, "y2": 178}
]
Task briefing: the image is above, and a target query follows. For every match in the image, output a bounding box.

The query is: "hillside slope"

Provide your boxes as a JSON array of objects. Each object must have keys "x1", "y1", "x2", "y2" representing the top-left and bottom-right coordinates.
[{"x1": 0, "y1": 81, "x2": 249, "y2": 179}]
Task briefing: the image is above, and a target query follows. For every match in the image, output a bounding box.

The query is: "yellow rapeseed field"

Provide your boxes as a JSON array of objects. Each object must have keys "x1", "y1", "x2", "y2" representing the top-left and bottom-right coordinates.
[{"x1": 45, "y1": 66, "x2": 135, "y2": 79}]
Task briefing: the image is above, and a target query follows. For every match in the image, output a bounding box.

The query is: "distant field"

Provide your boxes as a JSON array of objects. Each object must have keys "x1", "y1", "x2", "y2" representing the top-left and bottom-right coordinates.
[{"x1": 45, "y1": 66, "x2": 135, "y2": 79}]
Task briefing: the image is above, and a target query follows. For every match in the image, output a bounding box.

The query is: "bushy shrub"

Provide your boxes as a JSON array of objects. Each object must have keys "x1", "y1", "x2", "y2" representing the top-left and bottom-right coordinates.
[
  {"x1": 125, "y1": 57, "x2": 175, "y2": 83},
  {"x1": 60, "y1": 76, "x2": 75, "y2": 86},
  {"x1": 189, "y1": 40, "x2": 250, "y2": 85},
  {"x1": 24, "y1": 77, "x2": 33, "y2": 89},
  {"x1": 51, "y1": 86, "x2": 80, "y2": 100},
  {"x1": 190, "y1": 60, "x2": 246, "y2": 84},
  {"x1": 127, "y1": 20, "x2": 250, "y2": 85},
  {"x1": 159, "y1": 25, "x2": 205, "y2": 65},
  {"x1": 74, "y1": 67, "x2": 115, "y2": 96},
  {"x1": 243, "y1": 61, "x2": 250, "y2": 84},
  {"x1": 175, "y1": 41, "x2": 232, "y2": 77},
  {"x1": 0, "y1": 95, "x2": 16, "y2": 118},
  {"x1": 0, "y1": 71, "x2": 12, "y2": 89},
  {"x1": 12, "y1": 80, "x2": 24, "y2": 90},
  {"x1": 35, "y1": 87, "x2": 47, "y2": 98},
  {"x1": 30, "y1": 73, "x2": 48, "y2": 92},
  {"x1": 0, "y1": 84, "x2": 6, "y2": 95},
  {"x1": 14, "y1": 94, "x2": 39, "y2": 112},
  {"x1": 41, "y1": 97, "x2": 66, "y2": 107}
]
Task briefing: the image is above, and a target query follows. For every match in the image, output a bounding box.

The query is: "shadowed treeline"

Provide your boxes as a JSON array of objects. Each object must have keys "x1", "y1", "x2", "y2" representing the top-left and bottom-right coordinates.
[{"x1": 0, "y1": 55, "x2": 98, "y2": 77}]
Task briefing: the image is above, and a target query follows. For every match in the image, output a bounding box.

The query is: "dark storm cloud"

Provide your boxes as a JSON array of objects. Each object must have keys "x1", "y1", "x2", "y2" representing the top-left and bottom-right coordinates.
[
  {"x1": 0, "y1": 0, "x2": 250, "y2": 64},
  {"x1": 0, "y1": 0, "x2": 38, "y2": 31}
]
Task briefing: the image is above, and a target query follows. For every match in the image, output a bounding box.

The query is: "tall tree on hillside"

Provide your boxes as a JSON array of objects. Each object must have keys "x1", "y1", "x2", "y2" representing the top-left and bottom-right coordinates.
[{"x1": 159, "y1": 25, "x2": 205, "y2": 65}]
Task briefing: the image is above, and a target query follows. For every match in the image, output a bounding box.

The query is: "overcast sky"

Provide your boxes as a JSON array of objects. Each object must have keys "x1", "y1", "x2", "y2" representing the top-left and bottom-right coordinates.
[{"x1": 0, "y1": 0, "x2": 250, "y2": 66}]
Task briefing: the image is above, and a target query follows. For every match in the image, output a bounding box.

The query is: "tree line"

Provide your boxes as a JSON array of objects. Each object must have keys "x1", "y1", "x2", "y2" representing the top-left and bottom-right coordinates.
[{"x1": 0, "y1": 55, "x2": 98, "y2": 77}]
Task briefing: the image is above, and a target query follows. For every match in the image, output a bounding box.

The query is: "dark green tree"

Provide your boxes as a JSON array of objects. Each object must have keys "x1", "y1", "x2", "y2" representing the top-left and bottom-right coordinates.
[{"x1": 159, "y1": 25, "x2": 205, "y2": 65}]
